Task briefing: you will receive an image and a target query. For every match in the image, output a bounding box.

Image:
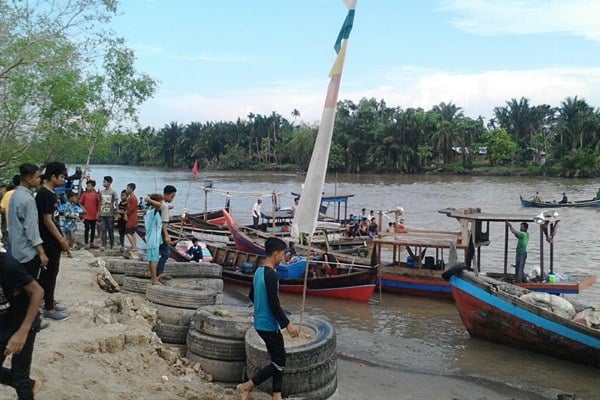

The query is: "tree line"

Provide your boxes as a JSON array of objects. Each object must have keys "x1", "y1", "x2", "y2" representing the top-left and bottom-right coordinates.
[{"x1": 82, "y1": 95, "x2": 600, "y2": 177}]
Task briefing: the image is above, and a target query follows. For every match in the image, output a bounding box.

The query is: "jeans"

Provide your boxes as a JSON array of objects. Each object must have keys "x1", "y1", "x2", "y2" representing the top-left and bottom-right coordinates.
[
  {"x1": 100, "y1": 216, "x2": 114, "y2": 248},
  {"x1": 157, "y1": 243, "x2": 170, "y2": 276},
  {"x1": 0, "y1": 329, "x2": 37, "y2": 400},
  {"x1": 515, "y1": 252, "x2": 527, "y2": 283},
  {"x1": 83, "y1": 220, "x2": 96, "y2": 244},
  {"x1": 251, "y1": 330, "x2": 285, "y2": 393}
]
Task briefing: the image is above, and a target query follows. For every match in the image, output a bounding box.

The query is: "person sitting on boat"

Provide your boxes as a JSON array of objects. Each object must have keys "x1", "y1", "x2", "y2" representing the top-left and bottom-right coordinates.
[
  {"x1": 344, "y1": 214, "x2": 359, "y2": 237},
  {"x1": 322, "y1": 253, "x2": 339, "y2": 276},
  {"x1": 559, "y1": 192, "x2": 568, "y2": 204},
  {"x1": 185, "y1": 238, "x2": 204, "y2": 262},
  {"x1": 595, "y1": 188, "x2": 600, "y2": 200},
  {"x1": 532, "y1": 192, "x2": 541, "y2": 203},
  {"x1": 358, "y1": 218, "x2": 369, "y2": 237},
  {"x1": 283, "y1": 250, "x2": 298, "y2": 264},
  {"x1": 368, "y1": 217, "x2": 378, "y2": 238}
]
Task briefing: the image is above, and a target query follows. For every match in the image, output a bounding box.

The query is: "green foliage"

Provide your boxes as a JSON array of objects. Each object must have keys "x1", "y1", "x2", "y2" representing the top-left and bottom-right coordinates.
[{"x1": 487, "y1": 129, "x2": 517, "y2": 166}]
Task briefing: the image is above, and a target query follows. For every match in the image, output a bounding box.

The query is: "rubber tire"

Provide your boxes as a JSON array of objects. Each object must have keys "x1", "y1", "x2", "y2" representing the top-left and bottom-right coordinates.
[
  {"x1": 245, "y1": 316, "x2": 336, "y2": 371},
  {"x1": 191, "y1": 305, "x2": 253, "y2": 340},
  {"x1": 187, "y1": 328, "x2": 246, "y2": 361},
  {"x1": 154, "y1": 323, "x2": 189, "y2": 344},
  {"x1": 186, "y1": 352, "x2": 246, "y2": 383},
  {"x1": 150, "y1": 302, "x2": 196, "y2": 326},
  {"x1": 146, "y1": 284, "x2": 218, "y2": 309},
  {"x1": 122, "y1": 276, "x2": 150, "y2": 294},
  {"x1": 105, "y1": 258, "x2": 128, "y2": 274},
  {"x1": 246, "y1": 357, "x2": 337, "y2": 396},
  {"x1": 112, "y1": 273, "x2": 124, "y2": 286},
  {"x1": 114, "y1": 260, "x2": 222, "y2": 278},
  {"x1": 245, "y1": 315, "x2": 337, "y2": 399}
]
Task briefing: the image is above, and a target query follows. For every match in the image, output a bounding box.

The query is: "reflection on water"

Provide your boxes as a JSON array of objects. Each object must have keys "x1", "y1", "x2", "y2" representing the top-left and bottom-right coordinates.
[{"x1": 92, "y1": 166, "x2": 600, "y2": 397}]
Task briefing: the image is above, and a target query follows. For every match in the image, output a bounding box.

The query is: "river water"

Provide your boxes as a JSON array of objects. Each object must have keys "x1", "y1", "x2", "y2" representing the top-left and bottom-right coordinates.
[{"x1": 85, "y1": 165, "x2": 600, "y2": 398}]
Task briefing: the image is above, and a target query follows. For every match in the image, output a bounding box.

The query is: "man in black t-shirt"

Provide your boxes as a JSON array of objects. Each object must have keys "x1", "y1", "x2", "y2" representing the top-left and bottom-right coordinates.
[
  {"x1": 36, "y1": 162, "x2": 70, "y2": 322},
  {"x1": 0, "y1": 252, "x2": 45, "y2": 399}
]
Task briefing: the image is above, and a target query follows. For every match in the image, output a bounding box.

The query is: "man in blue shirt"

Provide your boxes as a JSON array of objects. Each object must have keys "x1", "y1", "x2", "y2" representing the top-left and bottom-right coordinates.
[{"x1": 237, "y1": 237, "x2": 299, "y2": 400}]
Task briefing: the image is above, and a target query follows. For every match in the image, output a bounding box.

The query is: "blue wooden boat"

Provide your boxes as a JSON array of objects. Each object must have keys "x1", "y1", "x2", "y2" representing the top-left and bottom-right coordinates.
[
  {"x1": 443, "y1": 266, "x2": 600, "y2": 366},
  {"x1": 520, "y1": 195, "x2": 600, "y2": 208}
]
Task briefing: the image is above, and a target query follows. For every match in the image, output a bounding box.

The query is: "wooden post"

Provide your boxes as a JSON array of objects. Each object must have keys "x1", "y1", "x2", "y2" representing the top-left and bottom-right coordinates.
[
  {"x1": 503, "y1": 223, "x2": 509, "y2": 278},
  {"x1": 539, "y1": 223, "x2": 544, "y2": 279}
]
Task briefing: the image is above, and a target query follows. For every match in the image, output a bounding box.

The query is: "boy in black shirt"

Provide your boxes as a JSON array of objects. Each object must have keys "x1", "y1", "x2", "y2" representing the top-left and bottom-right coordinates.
[
  {"x1": 36, "y1": 162, "x2": 70, "y2": 321},
  {"x1": 0, "y1": 252, "x2": 44, "y2": 399}
]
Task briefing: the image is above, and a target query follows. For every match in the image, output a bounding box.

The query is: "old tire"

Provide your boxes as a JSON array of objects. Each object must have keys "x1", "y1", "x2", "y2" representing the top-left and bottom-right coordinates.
[
  {"x1": 245, "y1": 315, "x2": 337, "y2": 399},
  {"x1": 187, "y1": 329, "x2": 246, "y2": 361},
  {"x1": 146, "y1": 284, "x2": 218, "y2": 309},
  {"x1": 154, "y1": 323, "x2": 189, "y2": 345},
  {"x1": 151, "y1": 302, "x2": 196, "y2": 326},
  {"x1": 122, "y1": 276, "x2": 150, "y2": 294},
  {"x1": 191, "y1": 305, "x2": 253, "y2": 340},
  {"x1": 186, "y1": 352, "x2": 246, "y2": 383},
  {"x1": 115, "y1": 260, "x2": 222, "y2": 278},
  {"x1": 105, "y1": 258, "x2": 127, "y2": 274},
  {"x1": 111, "y1": 273, "x2": 124, "y2": 286}
]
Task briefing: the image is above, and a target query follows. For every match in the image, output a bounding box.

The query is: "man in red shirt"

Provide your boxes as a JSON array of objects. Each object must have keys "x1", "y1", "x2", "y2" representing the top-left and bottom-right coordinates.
[
  {"x1": 125, "y1": 183, "x2": 138, "y2": 255},
  {"x1": 78, "y1": 180, "x2": 100, "y2": 249}
]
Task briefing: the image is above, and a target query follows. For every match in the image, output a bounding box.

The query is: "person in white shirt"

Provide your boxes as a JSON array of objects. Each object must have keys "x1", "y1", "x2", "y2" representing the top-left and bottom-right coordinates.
[{"x1": 252, "y1": 198, "x2": 262, "y2": 229}]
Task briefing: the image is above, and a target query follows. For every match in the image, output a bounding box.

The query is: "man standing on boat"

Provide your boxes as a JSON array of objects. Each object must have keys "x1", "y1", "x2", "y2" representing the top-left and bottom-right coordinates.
[
  {"x1": 252, "y1": 198, "x2": 262, "y2": 230},
  {"x1": 507, "y1": 222, "x2": 529, "y2": 283}
]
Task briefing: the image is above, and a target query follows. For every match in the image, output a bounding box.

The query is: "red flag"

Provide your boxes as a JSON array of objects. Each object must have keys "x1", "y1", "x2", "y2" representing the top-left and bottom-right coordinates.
[{"x1": 192, "y1": 160, "x2": 199, "y2": 176}]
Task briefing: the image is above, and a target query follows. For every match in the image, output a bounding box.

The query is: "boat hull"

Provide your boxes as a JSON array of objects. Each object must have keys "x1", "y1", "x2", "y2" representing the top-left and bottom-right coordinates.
[
  {"x1": 449, "y1": 272, "x2": 600, "y2": 366},
  {"x1": 520, "y1": 195, "x2": 600, "y2": 208},
  {"x1": 223, "y1": 271, "x2": 376, "y2": 302},
  {"x1": 378, "y1": 266, "x2": 594, "y2": 299}
]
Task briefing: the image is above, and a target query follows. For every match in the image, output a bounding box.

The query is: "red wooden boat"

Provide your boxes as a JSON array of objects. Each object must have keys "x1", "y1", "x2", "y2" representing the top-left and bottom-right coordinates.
[
  {"x1": 207, "y1": 243, "x2": 377, "y2": 303},
  {"x1": 444, "y1": 266, "x2": 600, "y2": 366}
]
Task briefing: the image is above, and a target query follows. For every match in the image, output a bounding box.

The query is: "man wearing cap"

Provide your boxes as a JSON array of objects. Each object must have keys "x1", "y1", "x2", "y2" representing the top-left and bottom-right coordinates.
[{"x1": 157, "y1": 185, "x2": 177, "y2": 282}]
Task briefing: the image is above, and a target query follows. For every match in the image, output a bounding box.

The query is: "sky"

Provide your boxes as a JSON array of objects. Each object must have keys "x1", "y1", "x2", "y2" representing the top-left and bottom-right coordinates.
[{"x1": 111, "y1": 0, "x2": 600, "y2": 128}]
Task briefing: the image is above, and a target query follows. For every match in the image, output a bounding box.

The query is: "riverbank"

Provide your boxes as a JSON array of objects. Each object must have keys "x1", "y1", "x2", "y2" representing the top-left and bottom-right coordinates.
[{"x1": 17, "y1": 249, "x2": 572, "y2": 400}]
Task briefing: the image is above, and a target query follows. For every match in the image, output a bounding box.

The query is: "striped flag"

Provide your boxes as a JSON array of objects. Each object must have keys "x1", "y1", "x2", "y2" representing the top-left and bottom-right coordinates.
[
  {"x1": 192, "y1": 159, "x2": 199, "y2": 176},
  {"x1": 292, "y1": 0, "x2": 356, "y2": 237}
]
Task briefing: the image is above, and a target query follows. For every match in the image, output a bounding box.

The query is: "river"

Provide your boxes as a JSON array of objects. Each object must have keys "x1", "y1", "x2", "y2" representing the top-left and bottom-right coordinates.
[{"x1": 83, "y1": 165, "x2": 600, "y2": 398}]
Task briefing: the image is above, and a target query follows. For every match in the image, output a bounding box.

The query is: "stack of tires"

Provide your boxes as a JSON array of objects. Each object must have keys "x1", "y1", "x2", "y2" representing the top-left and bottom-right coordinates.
[
  {"x1": 245, "y1": 316, "x2": 337, "y2": 400},
  {"x1": 186, "y1": 305, "x2": 253, "y2": 383},
  {"x1": 147, "y1": 283, "x2": 223, "y2": 351}
]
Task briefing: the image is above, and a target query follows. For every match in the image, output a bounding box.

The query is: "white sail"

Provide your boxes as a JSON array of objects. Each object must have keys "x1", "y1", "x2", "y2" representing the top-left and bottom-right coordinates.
[{"x1": 292, "y1": 1, "x2": 356, "y2": 237}]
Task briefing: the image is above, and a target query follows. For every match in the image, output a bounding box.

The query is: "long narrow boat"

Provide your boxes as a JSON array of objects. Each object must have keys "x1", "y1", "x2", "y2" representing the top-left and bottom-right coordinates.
[
  {"x1": 207, "y1": 244, "x2": 377, "y2": 302},
  {"x1": 370, "y1": 209, "x2": 596, "y2": 299},
  {"x1": 520, "y1": 195, "x2": 600, "y2": 208},
  {"x1": 443, "y1": 266, "x2": 600, "y2": 366}
]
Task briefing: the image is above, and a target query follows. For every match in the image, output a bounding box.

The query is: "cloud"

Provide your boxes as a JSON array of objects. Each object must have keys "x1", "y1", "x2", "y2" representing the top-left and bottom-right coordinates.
[
  {"x1": 360, "y1": 66, "x2": 600, "y2": 120},
  {"x1": 137, "y1": 66, "x2": 600, "y2": 127},
  {"x1": 440, "y1": 0, "x2": 600, "y2": 42}
]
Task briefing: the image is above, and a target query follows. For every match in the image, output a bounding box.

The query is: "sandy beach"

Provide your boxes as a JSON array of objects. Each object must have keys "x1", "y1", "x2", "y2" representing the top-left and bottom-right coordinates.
[{"x1": 1, "y1": 248, "x2": 563, "y2": 400}]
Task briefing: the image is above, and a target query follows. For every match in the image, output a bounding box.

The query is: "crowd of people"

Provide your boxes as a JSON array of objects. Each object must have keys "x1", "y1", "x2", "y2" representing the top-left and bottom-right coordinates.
[{"x1": 0, "y1": 162, "x2": 174, "y2": 399}]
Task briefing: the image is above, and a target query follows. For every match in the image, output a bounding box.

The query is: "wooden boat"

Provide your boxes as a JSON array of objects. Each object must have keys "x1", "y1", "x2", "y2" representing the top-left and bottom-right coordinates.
[
  {"x1": 443, "y1": 266, "x2": 600, "y2": 366},
  {"x1": 520, "y1": 195, "x2": 600, "y2": 208},
  {"x1": 370, "y1": 208, "x2": 596, "y2": 299},
  {"x1": 207, "y1": 243, "x2": 377, "y2": 302}
]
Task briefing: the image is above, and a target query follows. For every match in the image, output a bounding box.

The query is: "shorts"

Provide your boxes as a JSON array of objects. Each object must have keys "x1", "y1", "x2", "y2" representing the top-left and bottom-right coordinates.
[
  {"x1": 147, "y1": 248, "x2": 160, "y2": 262},
  {"x1": 125, "y1": 227, "x2": 136, "y2": 235}
]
